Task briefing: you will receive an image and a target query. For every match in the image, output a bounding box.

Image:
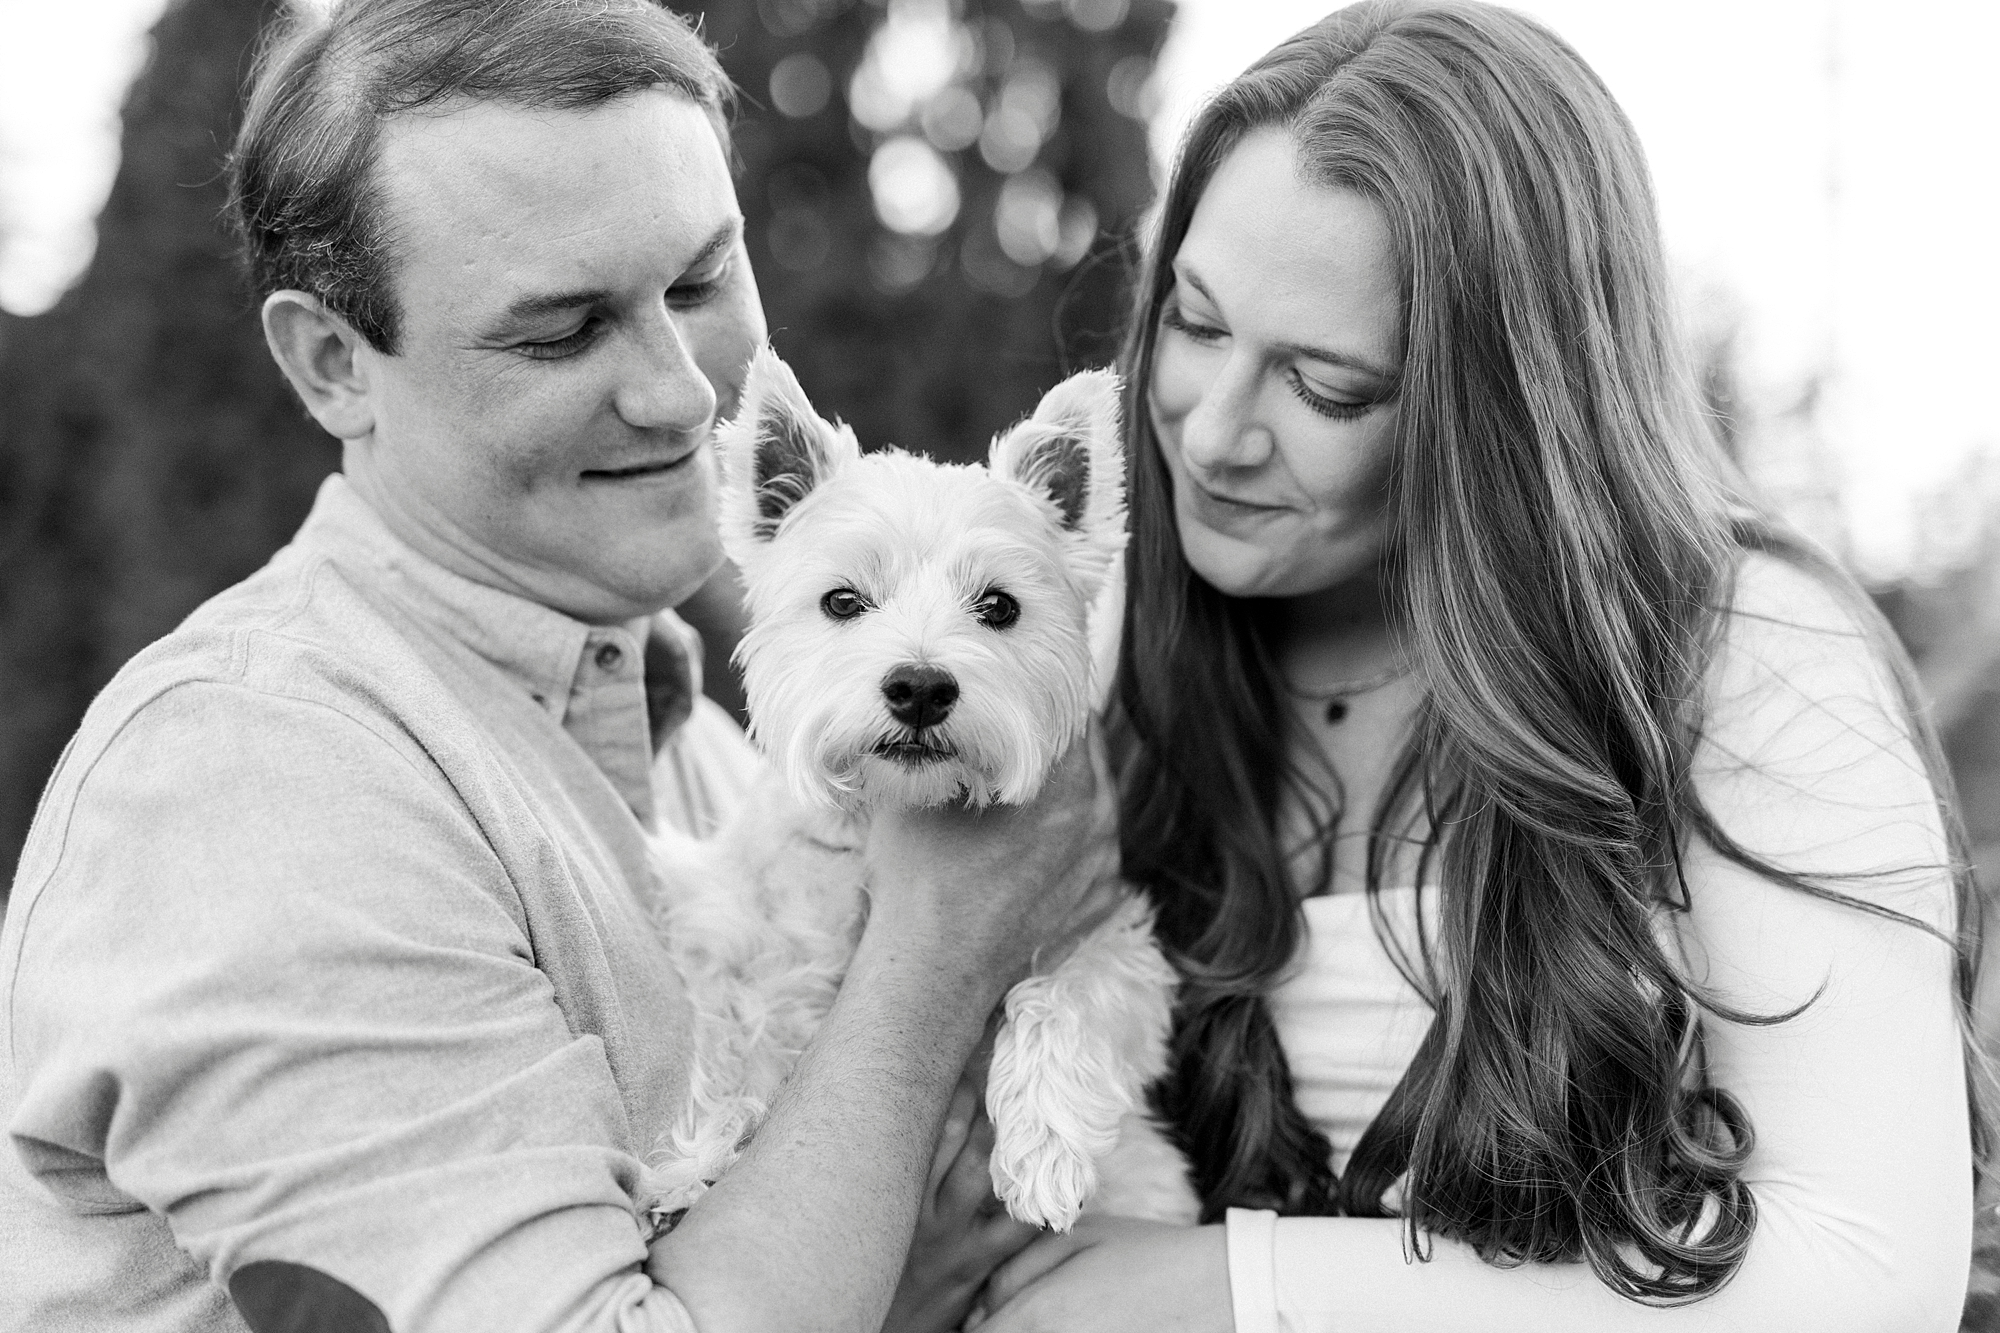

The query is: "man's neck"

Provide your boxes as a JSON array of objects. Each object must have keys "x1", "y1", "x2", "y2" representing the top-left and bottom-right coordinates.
[{"x1": 340, "y1": 443, "x2": 647, "y2": 628}]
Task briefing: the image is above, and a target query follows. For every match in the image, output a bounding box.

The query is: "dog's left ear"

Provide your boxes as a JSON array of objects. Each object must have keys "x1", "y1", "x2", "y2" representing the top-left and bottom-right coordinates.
[
  {"x1": 717, "y1": 346, "x2": 860, "y2": 569},
  {"x1": 989, "y1": 368, "x2": 1127, "y2": 586}
]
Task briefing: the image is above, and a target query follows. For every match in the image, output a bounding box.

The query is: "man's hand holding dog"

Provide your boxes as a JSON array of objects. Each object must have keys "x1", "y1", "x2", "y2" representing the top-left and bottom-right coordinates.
[{"x1": 862, "y1": 724, "x2": 1124, "y2": 1015}]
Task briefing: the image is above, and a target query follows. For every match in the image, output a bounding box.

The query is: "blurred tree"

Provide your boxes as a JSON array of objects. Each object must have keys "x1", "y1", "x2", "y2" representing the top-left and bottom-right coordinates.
[{"x1": 0, "y1": 0, "x2": 1172, "y2": 896}]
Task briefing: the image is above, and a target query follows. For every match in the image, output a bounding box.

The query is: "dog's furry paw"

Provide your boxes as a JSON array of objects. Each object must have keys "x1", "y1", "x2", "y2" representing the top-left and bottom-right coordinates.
[
  {"x1": 990, "y1": 1122, "x2": 1098, "y2": 1233},
  {"x1": 642, "y1": 1161, "x2": 711, "y2": 1224}
]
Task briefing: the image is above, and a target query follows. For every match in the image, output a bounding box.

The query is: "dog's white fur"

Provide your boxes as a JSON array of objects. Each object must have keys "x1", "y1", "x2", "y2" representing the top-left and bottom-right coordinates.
[{"x1": 643, "y1": 347, "x2": 1199, "y2": 1232}]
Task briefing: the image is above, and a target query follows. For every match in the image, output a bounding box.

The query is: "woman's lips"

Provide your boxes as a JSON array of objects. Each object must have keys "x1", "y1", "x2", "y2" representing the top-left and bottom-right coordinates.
[{"x1": 1182, "y1": 478, "x2": 1291, "y2": 528}]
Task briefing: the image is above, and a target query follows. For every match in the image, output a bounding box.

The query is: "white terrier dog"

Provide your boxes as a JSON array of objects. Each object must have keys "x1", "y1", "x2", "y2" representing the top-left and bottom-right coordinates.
[{"x1": 643, "y1": 347, "x2": 1199, "y2": 1233}]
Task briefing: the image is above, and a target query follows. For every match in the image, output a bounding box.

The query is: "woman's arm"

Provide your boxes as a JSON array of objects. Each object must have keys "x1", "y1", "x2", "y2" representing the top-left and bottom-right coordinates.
[{"x1": 983, "y1": 555, "x2": 1974, "y2": 1333}]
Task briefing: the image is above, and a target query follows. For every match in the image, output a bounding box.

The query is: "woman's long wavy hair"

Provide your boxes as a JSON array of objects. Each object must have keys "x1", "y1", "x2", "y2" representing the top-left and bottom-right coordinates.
[{"x1": 1115, "y1": 0, "x2": 1987, "y2": 1303}]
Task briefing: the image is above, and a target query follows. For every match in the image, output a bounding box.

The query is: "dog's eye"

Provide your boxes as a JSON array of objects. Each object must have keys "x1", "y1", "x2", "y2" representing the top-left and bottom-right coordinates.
[
  {"x1": 974, "y1": 589, "x2": 1021, "y2": 630},
  {"x1": 821, "y1": 588, "x2": 868, "y2": 621}
]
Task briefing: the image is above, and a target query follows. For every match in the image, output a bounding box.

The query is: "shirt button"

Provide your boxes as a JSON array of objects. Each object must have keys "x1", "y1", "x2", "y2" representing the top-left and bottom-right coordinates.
[{"x1": 594, "y1": 642, "x2": 624, "y2": 672}]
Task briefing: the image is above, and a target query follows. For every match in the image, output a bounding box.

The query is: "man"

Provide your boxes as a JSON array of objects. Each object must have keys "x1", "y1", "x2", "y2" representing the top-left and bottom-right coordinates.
[{"x1": 0, "y1": 2, "x2": 1107, "y2": 1330}]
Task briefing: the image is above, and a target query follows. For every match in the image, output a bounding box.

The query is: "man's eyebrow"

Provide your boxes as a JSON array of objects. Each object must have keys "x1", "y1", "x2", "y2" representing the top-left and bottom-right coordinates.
[
  {"x1": 1175, "y1": 264, "x2": 1400, "y2": 383},
  {"x1": 682, "y1": 216, "x2": 743, "y2": 275},
  {"x1": 503, "y1": 287, "x2": 611, "y2": 323},
  {"x1": 496, "y1": 217, "x2": 744, "y2": 325}
]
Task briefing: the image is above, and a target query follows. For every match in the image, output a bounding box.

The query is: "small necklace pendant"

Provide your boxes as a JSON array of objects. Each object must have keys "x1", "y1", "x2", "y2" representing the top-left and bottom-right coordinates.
[{"x1": 1282, "y1": 659, "x2": 1409, "y2": 724}]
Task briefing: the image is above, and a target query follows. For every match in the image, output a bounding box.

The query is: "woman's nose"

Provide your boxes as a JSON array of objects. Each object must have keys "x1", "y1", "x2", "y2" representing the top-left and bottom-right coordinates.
[
  {"x1": 1177, "y1": 355, "x2": 1274, "y2": 472},
  {"x1": 615, "y1": 310, "x2": 717, "y2": 434}
]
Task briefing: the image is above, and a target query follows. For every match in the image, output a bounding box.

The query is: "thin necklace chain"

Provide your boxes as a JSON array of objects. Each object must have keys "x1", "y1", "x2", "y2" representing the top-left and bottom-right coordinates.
[{"x1": 1279, "y1": 659, "x2": 1409, "y2": 702}]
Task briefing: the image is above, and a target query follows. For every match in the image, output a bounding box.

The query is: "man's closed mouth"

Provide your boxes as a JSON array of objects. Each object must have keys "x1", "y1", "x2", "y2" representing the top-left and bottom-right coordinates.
[{"x1": 582, "y1": 451, "x2": 698, "y2": 481}]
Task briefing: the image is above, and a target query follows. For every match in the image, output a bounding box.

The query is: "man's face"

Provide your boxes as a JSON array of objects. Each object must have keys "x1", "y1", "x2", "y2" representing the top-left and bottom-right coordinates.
[{"x1": 354, "y1": 88, "x2": 765, "y2": 623}]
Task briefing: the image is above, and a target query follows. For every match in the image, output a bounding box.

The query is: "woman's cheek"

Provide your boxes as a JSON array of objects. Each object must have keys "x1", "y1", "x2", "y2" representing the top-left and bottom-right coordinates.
[
  {"x1": 1291, "y1": 412, "x2": 1398, "y2": 519},
  {"x1": 1148, "y1": 336, "x2": 1206, "y2": 431}
]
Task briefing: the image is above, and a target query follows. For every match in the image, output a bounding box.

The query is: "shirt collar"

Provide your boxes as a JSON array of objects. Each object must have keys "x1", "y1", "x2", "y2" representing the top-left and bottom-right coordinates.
[{"x1": 289, "y1": 474, "x2": 701, "y2": 751}]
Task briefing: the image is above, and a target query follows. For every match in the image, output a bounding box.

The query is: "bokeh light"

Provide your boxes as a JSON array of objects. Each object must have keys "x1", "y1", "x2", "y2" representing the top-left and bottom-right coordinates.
[
  {"x1": 1106, "y1": 54, "x2": 1160, "y2": 122},
  {"x1": 995, "y1": 169, "x2": 1062, "y2": 267},
  {"x1": 847, "y1": 0, "x2": 974, "y2": 133},
  {"x1": 868, "y1": 136, "x2": 961, "y2": 237},
  {"x1": 1054, "y1": 196, "x2": 1099, "y2": 270},
  {"x1": 841, "y1": 2, "x2": 1109, "y2": 298},
  {"x1": 869, "y1": 234, "x2": 938, "y2": 294},
  {"x1": 920, "y1": 87, "x2": 984, "y2": 153},
  {"x1": 1066, "y1": 0, "x2": 1131, "y2": 32},
  {"x1": 976, "y1": 60, "x2": 1060, "y2": 175},
  {"x1": 757, "y1": 0, "x2": 841, "y2": 39},
  {"x1": 768, "y1": 52, "x2": 832, "y2": 119}
]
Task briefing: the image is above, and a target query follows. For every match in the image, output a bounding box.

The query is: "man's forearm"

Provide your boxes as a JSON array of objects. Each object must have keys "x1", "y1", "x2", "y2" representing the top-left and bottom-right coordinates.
[{"x1": 653, "y1": 940, "x2": 999, "y2": 1333}]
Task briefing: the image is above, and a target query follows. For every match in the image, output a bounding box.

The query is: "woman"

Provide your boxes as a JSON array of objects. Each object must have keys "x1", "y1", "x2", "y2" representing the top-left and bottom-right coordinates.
[{"x1": 972, "y1": 2, "x2": 1985, "y2": 1329}]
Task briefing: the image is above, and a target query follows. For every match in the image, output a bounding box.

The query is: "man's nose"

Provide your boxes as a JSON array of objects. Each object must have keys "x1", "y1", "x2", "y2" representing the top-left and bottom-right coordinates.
[
  {"x1": 615, "y1": 311, "x2": 717, "y2": 433},
  {"x1": 1176, "y1": 354, "x2": 1274, "y2": 473}
]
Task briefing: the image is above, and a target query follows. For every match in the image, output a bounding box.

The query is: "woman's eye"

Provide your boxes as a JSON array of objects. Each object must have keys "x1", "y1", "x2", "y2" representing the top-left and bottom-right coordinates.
[
  {"x1": 518, "y1": 316, "x2": 605, "y2": 360},
  {"x1": 974, "y1": 589, "x2": 1021, "y2": 630},
  {"x1": 821, "y1": 588, "x2": 868, "y2": 621},
  {"x1": 1287, "y1": 371, "x2": 1377, "y2": 422},
  {"x1": 1160, "y1": 301, "x2": 1225, "y2": 345}
]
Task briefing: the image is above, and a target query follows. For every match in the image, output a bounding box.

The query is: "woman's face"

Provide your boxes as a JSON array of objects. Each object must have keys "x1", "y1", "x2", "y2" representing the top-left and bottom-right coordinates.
[{"x1": 1149, "y1": 127, "x2": 1405, "y2": 600}]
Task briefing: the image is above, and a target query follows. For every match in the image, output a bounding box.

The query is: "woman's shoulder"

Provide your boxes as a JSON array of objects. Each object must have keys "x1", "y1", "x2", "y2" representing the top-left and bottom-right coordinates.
[
  {"x1": 1704, "y1": 549, "x2": 1904, "y2": 740},
  {"x1": 1694, "y1": 548, "x2": 1949, "y2": 920},
  {"x1": 1715, "y1": 547, "x2": 1879, "y2": 674}
]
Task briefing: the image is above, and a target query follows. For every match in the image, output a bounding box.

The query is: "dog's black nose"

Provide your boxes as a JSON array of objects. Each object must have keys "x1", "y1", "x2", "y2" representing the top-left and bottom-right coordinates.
[{"x1": 881, "y1": 664, "x2": 959, "y2": 731}]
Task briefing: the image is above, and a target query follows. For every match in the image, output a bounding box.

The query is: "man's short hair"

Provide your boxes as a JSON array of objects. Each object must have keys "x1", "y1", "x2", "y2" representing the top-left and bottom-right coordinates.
[{"x1": 227, "y1": 0, "x2": 733, "y2": 355}]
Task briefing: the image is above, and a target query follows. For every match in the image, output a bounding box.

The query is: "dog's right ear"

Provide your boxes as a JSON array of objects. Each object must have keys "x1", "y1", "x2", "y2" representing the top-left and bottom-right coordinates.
[
  {"x1": 716, "y1": 346, "x2": 859, "y2": 566},
  {"x1": 989, "y1": 368, "x2": 1127, "y2": 600}
]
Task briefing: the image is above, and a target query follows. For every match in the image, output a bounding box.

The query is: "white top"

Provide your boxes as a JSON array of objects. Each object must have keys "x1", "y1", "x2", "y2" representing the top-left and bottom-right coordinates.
[
  {"x1": 1224, "y1": 556, "x2": 1972, "y2": 1332},
  {"x1": 1267, "y1": 889, "x2": 1436, "y2": 1178}
]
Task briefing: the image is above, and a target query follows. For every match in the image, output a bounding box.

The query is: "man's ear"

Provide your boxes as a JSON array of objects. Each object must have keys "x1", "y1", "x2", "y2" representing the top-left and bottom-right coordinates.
[
  {"x1": 716, "y1": 345, "x2": 859, "y2": 568},
  {"x1": 261, "y1": 291, "x2": 377, "y2": 440},
  {"x1": 989, "y1": 368, "x2": 1128, "y2": 585}
]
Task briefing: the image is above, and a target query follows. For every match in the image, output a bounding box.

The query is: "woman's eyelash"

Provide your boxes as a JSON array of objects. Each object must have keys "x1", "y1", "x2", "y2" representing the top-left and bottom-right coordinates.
[
  {"x1": 1286, "y1": 372, "x2": 1375, "y2": 421},
  {"x1": 1160, "y1": 302, "x2": 1224, "y2": 343}
]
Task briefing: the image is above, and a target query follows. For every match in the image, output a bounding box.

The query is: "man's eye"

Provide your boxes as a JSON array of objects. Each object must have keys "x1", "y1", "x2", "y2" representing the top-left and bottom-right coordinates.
[
  {"x1": 518, "y1": 317, "x2": 604, "y2": 360},
  {"x1": 974, "y1": 589, "x2": 1020, "y2": 630},
  {"x1": 669, "y1": 259, "x2": 732, "y2": 308},
  {"x1": 821, "y1": 588, "x2": 868, "y2": 621}
]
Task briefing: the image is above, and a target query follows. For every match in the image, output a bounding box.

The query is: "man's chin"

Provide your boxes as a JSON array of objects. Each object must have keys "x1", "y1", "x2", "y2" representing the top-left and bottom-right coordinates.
[{"x1": 528, "y1": 545, "x2": 722, "y2": 627}]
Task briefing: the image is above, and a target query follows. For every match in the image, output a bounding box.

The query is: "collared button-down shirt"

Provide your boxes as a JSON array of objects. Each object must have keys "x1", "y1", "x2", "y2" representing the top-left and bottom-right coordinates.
[{"x1": 0, "y1": 475, "x2": 761, "y2": 1333}]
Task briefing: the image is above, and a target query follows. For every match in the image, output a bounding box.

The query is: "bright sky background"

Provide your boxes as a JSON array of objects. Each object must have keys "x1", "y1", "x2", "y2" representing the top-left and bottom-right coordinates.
[{"x1": 2, "y1": 0, "x2": 1995, "y2": 576}]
